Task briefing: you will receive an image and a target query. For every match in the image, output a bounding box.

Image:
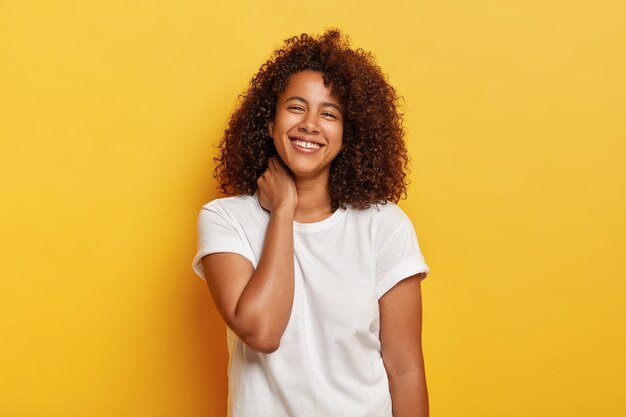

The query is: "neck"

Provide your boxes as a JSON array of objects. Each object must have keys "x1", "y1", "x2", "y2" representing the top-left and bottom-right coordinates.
[{"x1": 293, "y1": 174, "x2": 333, "y2": 223}]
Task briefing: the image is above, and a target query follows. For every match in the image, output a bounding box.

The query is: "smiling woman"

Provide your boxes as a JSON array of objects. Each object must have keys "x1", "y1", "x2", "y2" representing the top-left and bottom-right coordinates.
[
  {"x1": 192, "y1": 29, "x2": 431, "y2": 417},
  {"x1": 214, "y1": 29, "x2": 410, "y2": 211}
]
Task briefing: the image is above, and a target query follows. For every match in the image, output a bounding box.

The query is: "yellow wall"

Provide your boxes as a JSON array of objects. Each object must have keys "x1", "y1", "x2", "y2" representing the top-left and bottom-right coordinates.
[{"x1": 1, "y1": 0, "x2": 624, "y2": 415}]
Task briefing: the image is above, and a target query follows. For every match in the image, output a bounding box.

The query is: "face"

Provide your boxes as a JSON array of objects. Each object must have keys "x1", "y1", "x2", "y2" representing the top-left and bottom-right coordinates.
[{"x1": 269, "y1": 70, "x2": 344, "y2": 181}]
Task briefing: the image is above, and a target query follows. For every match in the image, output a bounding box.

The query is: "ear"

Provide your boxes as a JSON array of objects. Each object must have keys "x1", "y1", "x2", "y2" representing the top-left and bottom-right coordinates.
[{"x1": 268, "y1": 121, "x2": 274, "y2": 137}]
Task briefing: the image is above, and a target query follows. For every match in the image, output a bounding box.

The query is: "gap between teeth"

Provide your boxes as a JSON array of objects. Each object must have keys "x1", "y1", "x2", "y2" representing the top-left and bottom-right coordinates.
[{"x1": 293, "y1": 139, "x2": 321, "y2": 149}]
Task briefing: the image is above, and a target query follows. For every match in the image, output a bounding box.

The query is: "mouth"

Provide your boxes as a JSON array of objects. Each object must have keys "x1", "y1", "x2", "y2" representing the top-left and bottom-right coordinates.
[{"x1": 289, "y1": 135, "x2": 325, "y2": 150}]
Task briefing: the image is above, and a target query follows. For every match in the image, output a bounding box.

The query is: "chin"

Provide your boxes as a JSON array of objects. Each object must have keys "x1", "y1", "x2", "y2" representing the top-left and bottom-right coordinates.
[
  {"x1": 276, "y1": 150, "x2": 332, "y2": 179},
  {"x1": 293, "y1": 167, "x2": 329, "y2": 180}
]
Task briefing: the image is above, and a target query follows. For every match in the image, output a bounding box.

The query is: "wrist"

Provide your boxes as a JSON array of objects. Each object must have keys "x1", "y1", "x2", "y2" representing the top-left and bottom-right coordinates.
[{"x1": 271, "y1": 204, "x2": 296, "y2": 219}]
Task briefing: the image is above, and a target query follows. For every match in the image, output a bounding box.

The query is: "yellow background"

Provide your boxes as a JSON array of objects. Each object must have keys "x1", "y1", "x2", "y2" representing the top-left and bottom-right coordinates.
[{"x1": 1, "y1": 0, "x2": 625, "y2": 415}]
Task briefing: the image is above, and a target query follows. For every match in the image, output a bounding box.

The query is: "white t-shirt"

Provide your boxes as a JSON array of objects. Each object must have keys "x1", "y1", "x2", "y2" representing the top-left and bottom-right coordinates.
[{"x1": 192, "y1": 194, "x2": 430, "y2": 417}]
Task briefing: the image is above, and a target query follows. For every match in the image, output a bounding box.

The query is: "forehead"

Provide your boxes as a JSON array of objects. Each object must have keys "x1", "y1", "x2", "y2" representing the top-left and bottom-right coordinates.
[{"x1": 280, "y1": 71, "x2": 339, "y2": 103}]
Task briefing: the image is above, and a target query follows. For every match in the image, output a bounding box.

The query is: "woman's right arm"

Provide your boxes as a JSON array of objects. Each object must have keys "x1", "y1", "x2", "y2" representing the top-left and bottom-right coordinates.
[{"x1": 201, "y1": 157, "x2": 297, "y2": 354}]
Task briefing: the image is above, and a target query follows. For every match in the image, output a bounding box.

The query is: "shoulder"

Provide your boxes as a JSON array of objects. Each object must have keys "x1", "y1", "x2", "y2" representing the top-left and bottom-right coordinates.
[
  {"x1": 201, "y1": 194, "x2": 258, "y2": 214},
  {"x1": 348, "y1": 201, "x2": 414, "y2": 252},
  {"x1": 198, "y1": 194, "x2": 263, "y2": 228},
  {"x1": 342, "y1": 201, "x2": 413, "y2": 246},
  {"x1": 348, "y1": 200, "x2": 411, "y2": 226}
]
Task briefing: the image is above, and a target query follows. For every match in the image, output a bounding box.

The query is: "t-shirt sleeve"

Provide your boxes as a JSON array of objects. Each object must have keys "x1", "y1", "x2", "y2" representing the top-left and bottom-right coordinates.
[
  {"x1": 191, "y1": 204, "x2": 253, "y2": 281},
  {"x1": 375, "y1": 217, "x2": 430, "y2": 299}
]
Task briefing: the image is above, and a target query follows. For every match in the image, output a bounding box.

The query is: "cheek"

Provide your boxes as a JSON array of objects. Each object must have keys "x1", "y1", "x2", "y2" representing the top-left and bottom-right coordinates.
[
  {"x1": 333, "y1": 126, "x2": 344, "y2": 146},
  {"x1": 274, "y1": 111, "x2": 298, "y2": 131},
  {"x1": 272, "y1": 135, "x2": 285, "y2": 155}
]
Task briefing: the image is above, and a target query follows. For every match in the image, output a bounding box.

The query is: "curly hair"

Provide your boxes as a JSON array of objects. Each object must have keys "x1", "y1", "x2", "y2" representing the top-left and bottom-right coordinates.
[{"x1": 214, "y1": 28, "x2": 410, "y2": 210}]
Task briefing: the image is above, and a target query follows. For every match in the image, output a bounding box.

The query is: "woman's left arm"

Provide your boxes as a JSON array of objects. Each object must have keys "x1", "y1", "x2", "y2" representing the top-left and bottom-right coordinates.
[{"x1": 379, "y1": 273, "x2": 429, "y2": 417}]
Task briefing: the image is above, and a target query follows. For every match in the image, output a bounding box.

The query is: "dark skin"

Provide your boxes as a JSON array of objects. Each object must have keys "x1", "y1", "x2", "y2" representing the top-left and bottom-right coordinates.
[
  {"x1": 380, "y1": 273, "x2": 429, "y2": 417},
  {"x1": 202, "y1": 156, "x2": 296, "y2": 354}
]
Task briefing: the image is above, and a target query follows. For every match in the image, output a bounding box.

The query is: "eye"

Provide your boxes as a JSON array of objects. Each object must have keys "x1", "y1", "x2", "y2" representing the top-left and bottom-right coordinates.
[
  {"x1": 322, "y1": 112, "x2": 337, "y2": 119},
  {"x1": 288, "y1": 105, "x2": 305, "y2": 112}
]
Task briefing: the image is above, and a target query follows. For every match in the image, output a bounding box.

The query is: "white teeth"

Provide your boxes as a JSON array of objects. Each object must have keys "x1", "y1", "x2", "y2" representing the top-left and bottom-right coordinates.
[{"x1": 293, "y1": 139, "x2": 321, "y2": 149}]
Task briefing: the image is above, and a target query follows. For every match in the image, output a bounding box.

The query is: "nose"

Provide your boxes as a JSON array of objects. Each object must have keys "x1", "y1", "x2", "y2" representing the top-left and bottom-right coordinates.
[{"x1": 298, "y1": 112, "x2": 320, "y2": 134}]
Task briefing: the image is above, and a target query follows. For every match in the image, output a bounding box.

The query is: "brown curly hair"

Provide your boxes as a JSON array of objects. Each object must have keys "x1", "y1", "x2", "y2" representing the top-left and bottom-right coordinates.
[{"x1": 214, "y1": 28, "x2": 410, "y2": 210}]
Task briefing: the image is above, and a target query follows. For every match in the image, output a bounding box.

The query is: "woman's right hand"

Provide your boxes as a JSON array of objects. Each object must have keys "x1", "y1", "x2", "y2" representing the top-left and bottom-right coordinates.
[{"x1": 257, "y1": 156, "x2": 297, "y2": 215}]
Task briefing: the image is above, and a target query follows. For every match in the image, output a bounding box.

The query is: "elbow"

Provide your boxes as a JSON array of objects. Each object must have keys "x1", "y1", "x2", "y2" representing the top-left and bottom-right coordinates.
[
  {"x1": 229, "y1": 308, "x2": 287, "y2": 354},
  {"x1": 250, "y1": 340, "x2": 281, "y2": 354},
  {"x1": 243, "y1": 333, "x2": 281, "y2": 354},
  {"x1": 229, "y1": 308, "x2": 285, "y2": 354},
  {"x1": 233, "y1": 321, "x2": 283, "y2": 353}
]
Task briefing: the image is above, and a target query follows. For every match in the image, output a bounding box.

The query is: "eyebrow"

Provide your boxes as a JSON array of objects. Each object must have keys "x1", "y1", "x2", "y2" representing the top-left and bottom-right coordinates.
[{"x1": 283, "y1": 96, "x2": 343, "y2": 113}]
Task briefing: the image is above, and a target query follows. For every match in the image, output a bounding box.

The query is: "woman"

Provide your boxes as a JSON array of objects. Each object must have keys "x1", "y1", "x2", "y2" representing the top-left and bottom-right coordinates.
[{"x1": 192, "y1": 29, "x2": 431, "y2": 417}]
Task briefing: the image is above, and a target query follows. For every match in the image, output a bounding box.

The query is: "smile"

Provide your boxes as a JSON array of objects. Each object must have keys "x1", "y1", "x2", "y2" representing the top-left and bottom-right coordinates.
[
  {"x1": 292, "y1": 139, "x2": 321, "y2": 149},
  {"x1": 288, "y1": 136, "x2": 325, "y2": 154}
]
